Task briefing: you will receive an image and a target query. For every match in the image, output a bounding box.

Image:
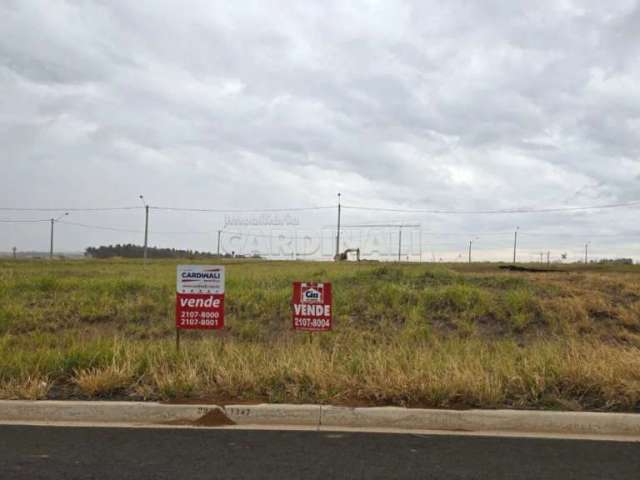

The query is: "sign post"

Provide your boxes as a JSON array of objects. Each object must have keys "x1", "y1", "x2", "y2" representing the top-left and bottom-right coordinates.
[
  {"x1": 176, "y1": 265, "x2": 225, "y2": 351},
  {"x1": 292, "y1": 282, "x2": 332, "y2": 332}
]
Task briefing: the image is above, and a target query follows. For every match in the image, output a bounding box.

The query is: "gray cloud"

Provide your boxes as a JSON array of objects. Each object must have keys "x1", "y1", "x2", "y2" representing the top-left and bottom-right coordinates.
[{"x1": 1, "y1": 0, "x2": 639, "y2": 261}]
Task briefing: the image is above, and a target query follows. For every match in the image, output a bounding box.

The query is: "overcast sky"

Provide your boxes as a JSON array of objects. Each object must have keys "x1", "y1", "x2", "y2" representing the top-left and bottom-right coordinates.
[{"x1": 1, "y1": 0, "x2": 639, "y2": 261}]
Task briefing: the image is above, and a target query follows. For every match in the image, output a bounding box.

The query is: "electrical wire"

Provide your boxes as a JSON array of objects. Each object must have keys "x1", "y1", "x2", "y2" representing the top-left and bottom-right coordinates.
[
  {"x1": 0, "y1": 218, "x2": 50, "y2": 223},
  {"x1": 150, "y1": 206, "x2": 335, "y2": 213},
  {"x1": 3, "y1": 199, "x2": 638, "y2": 215},
  {"x1": 58, "y1": 220, "x2": 142, "y2": 233},
  {"x1": 519, "y1": 231, "x2": 640, "y2": 238},
  {"x1": 47, "y1": 220, "x2": 640, "y2": 243},
  {"x1": 54, "y1": 221, "x2": 330, "y2": 240},
  {"x1": 0, "y1": 206, "x2": 142, "y2": 212},
  {"x1": 27, "y1": 217, "x2": 640, "y2": 243},
  {"x1": 338, "y1": 224, "x2": 421, "y2": 228},
  {"x1": 341, "y1": 199, "x2": 640, "y2": 214}
]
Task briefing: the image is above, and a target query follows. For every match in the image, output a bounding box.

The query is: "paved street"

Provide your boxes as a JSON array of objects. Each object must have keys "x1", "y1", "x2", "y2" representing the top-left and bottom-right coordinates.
[{"x1": 1, "y1": 425, "x2": 638, "y2": 479}]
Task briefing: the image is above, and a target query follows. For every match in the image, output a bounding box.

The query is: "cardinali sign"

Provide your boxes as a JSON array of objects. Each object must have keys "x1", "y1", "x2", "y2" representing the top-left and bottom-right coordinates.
[
  {"x1": 176, "y1": 265, "x2": 225, "y2": 330},
  {"x1": 292, "y1": 282, "x2": 332, "y2": 332},
  {"x1": 177, "y1": 265, "x2": 224, "y2": 294}
]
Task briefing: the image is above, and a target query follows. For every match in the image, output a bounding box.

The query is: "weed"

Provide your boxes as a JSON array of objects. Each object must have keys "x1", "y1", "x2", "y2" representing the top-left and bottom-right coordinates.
[{"x1": 0, "y1": 259, "x2": 639, "y2": 410}]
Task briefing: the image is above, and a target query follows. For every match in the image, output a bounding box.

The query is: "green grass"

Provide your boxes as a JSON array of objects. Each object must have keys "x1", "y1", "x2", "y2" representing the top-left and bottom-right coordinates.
[{"x1": 1, "y1": 258, "x2": 640, "y2": 411}]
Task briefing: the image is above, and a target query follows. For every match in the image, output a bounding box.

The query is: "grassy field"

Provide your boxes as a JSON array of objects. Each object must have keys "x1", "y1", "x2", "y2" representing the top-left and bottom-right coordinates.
[{"x1": 1, "y1": 259, "x2": 640, "y2": 411}]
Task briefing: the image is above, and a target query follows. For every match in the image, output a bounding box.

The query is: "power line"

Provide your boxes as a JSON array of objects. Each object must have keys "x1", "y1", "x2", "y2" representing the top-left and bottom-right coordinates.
[
  {"x1": 341, "y1": 199, "x2": 640, "y2": 215},
  {"x1": 0, "y1": 218, "x2": 50, "y2": 223},
  {"x1": 150, "y1": 206, "x2": 335, "y2": 213},
  {"x1": 58, "y1": 220, "x2": 142, "y2": 233},
  {"x1": 3, "y1": 199, "x2": 638, "y2": 215},
  {"x1": 55, "y1": 221, "x2": 330, "y2": 239},
  {"x1": 57, "y1": 220, "x2": 210, "y2": 235},
  {"x1": 19, "y1": 217, "x2": 640, "y2": 241},
  {"x1": 419, "y1": 231, "x2": 640, "y2": 238},
  {"x1": 0, "y1": 206, "x2": 142, "y2": 212},
  {"x1": 520, "y1": 231, "x2": 640, "y2": 238},
  {"x1": 422, "y1": 231, "x2": 514, "y2": 237},
  {"x1": 339, "y1": 224, "x2": 421, "y2": 228},
  {"x1": 151, "y1": 230, "x2": 212, "y2": 236},
  {"x1": 0, "y1": 205, "x2": 333, "y2": 214},
  {"x1": 37, "y1": 219, "x2": 640, "y2": 242}
]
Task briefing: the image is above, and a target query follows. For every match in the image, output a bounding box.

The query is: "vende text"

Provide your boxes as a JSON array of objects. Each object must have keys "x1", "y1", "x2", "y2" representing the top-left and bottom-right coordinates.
[
  {"x1": 293, "y1": 304, "x2": 331, "y2": 316},
  {"x1": 179, "y1": 296, "x2": 221, "y2": 308},
  {"x1": 292, "y1": 282, "x2": 332, "y2": 332}
]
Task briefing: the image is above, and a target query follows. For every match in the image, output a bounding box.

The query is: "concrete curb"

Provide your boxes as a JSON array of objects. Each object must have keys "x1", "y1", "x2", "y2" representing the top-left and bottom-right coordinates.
[
  {"x1": 0, "y1": 400, "x2": 216, "y2": 425},
  {"x1": 1, "y1": 401, "x2": 639, "y2": 437},
  {"x1": 320, "y1": 406, "x2": 640, "y2": 436},
  {"x1": 224, "y1": 404, "x2": 321, "y2": 426}
]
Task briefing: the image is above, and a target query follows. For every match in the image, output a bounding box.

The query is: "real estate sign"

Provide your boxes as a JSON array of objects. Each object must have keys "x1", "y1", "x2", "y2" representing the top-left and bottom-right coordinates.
[
  {"x1": 176, "y1": 265, "x2": 225, "y2": 329},
  {"x1": 292, "y1": 282, "x2": 332, "y2": 332}
]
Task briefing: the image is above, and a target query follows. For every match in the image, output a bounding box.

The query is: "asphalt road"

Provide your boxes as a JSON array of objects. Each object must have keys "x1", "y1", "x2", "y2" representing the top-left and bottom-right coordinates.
[{"x1": 1, "y1": 425, "x2": 639, "y2": 479}]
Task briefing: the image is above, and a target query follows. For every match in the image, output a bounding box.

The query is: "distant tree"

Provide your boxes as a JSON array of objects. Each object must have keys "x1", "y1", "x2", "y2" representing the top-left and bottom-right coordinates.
[
  {"x1": 597, "y1": 258, "x2": 633, "y2": 265},
  {"x1": 84, "y1": 244, "x2": 240, "y2": 259}
]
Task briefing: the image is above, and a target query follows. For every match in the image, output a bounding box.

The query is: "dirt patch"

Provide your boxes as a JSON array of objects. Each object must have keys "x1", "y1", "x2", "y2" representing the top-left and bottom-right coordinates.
[
  {"x1": 474, "y1": 314, "x2": 509, "y2": 338},
  {"x1": 46, "y1": 382, "x2": 79, "y2": 400},
  {"x1": 163, "y1": 408, "x2": 236, "y2": 427},
  {"x1": 193, "y1": 409, "x2": 236, "y2": 427}
]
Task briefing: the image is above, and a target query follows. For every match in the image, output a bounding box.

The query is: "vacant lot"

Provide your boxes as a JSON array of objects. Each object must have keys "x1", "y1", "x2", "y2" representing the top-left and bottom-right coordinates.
[{"x1": 1, "y1": 259, "x2": 639, "y2": 411}]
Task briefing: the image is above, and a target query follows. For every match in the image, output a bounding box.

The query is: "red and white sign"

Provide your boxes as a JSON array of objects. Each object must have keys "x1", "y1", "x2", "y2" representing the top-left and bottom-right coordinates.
[
  {"x1": 176, "y1": 265, "x2": 225, "y2": 330},
  {"x1": 292, "y1": 282, "x2": 332, "y2": 331}
]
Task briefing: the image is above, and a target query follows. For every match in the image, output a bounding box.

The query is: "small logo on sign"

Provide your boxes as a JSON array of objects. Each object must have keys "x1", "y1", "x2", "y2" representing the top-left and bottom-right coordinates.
[{"x1": 301, "y1": 283, "x2": 323, "y2": 304}]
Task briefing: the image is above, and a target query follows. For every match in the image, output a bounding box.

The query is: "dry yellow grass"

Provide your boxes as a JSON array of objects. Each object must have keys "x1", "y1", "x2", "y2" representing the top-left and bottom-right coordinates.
[
  {"x1": 74, "y1": 365, "x2": 133, "y2": 397},
  {"x1": 0, "y1": 376, "x2": 50, "y2": 400},
  {"x1": 9, "y1": 336, "x2": 633, "y2": 411},
  {"x1": 0, "y1": 259, "x2": 639, "y2": 410}
]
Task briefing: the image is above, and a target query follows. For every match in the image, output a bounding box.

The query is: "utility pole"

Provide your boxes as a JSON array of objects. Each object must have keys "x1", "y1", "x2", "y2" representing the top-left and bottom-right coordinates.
[
  {"x1": 468, "y1": 237, "x2": 478, "y2": 264},
  {"x1": 144, "y1": 205, "x2": 149, "y2": 261},
  {"x1": 12, "y1": 246, "x2": 16, "y2": 259},
  {"x1": 513, "y1": 227, "x2": 519, "y2": 263},
  {"x1": 398, "y1": 226, "x2": 402, "y2": 262},
  {"x1": 585, "y1": 242, "x2": 590, "y2": 264},
  {"x1": 539, "y1": 252, "x2": 544, "y2": 263},
  {"x1": 547, "y1": 251, "x2": 550, "y2": 265},
  {"x1": 139, "y1": 195, "x2": 149, "y2": 262},
  {"x1": 50, "y1": 219, "x2": 54, "y2": 259},
  {"x1": 335, "y1": 193, "x2": 341, "y2": 261},
  {"x1": 49, "y1": 213, "x2": 69, "y2": 259},
  {"x1": 217, "y1": 230, "x2": 222, "y2": 257}
]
